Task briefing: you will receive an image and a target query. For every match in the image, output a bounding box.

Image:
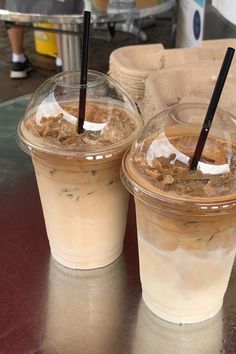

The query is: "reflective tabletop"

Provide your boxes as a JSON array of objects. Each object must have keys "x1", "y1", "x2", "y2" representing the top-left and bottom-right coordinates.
[{"x1": 0, "y1": 95, "x2": 236, "y2": 354}]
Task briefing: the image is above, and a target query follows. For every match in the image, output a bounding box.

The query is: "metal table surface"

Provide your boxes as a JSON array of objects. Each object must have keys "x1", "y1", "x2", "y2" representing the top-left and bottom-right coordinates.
[{"x1": 0, "y1": 95, "x2": 236, "y2": 354}]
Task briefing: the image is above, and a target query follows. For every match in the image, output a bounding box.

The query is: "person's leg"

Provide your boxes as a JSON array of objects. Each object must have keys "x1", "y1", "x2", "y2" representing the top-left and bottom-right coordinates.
[
  {"x1": 54, "y1": 25, "x2": 63, "y2": 71},
  {"x1": 56, "y1": 33, "x2": 63, "y2": 69},
  {"x1": 6, "y1": 24, "x2": 32, "y2": 79},
  {"x1": 8, "y1": 26, "x2": 24, "y2": 55}
]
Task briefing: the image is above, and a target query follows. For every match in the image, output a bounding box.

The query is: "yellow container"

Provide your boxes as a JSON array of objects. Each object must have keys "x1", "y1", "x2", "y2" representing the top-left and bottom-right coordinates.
[
  {"x1": 92, "y1": 0, "x2": 109, "y2": 12},
  {"x1": 34, "y1": 23, "x2": 58, "y2": 58},
  {"x1": 136, "y1": 0, "x2": 160, "y2": 9}
]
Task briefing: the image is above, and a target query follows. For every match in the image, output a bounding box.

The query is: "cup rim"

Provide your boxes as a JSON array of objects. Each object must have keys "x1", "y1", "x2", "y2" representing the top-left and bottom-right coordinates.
[
  {"x1": 121, "y1": 149, "x2": 236, "y2": 215},
  {"x1": 121, "y1": 101, "x2": 236, "y2": 215},
  {"x1": 17, "y1": 112, "x2": 143, "y2": 162},
  {"x1": 16, "y1": 69, "x2": 144, "y2": 161}
]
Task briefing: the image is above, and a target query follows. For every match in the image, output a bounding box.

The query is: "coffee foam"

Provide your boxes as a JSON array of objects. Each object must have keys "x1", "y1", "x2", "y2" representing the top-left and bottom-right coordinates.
[{"x1": 19, "y1": 101, "x2": 141, "y2": 162}]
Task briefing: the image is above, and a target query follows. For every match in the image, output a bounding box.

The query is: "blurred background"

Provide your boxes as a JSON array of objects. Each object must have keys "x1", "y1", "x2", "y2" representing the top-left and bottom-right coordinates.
[{"x1": 0, "y1": 0, "x2": 235, "y2": 102}]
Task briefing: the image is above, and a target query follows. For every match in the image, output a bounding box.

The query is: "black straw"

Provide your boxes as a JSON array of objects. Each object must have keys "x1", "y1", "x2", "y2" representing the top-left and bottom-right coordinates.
[
  {"x1": 78, "y1": 10, "x2": 91, "y2": 134},
  {"x1": 189, "y1": 47, "x2": 235, "y2": 171}
]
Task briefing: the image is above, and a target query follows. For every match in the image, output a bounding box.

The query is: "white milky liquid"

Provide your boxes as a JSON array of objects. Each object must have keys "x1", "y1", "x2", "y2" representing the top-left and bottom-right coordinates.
[{"x1": 33, "y1": 156, "x2": 129, "y2": 269}]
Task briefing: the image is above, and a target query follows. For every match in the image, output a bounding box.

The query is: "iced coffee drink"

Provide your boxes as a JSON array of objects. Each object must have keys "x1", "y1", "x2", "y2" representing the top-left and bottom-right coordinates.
[
  {"x1": 17, "y1": 71, "x2": 143, "y2": 269},
  {"x1": 121, "y1": 103, "x2": 236, "y2": 324}
]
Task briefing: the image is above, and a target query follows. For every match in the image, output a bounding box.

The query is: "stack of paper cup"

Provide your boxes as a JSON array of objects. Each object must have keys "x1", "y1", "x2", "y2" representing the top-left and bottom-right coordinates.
[{"x1": 109, "y1": 43, "x2": 164, "y2": 102}]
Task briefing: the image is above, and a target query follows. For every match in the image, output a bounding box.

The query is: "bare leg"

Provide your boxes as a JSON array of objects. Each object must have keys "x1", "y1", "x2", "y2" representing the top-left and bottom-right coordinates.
[
  {"x1": 7, "y1": 26, "x2": 32, "y2": 79},
  {"x1": 54, "y1": 24, "x2": 63, "y2": 69},
  {"x1": 7, "y1": 26, "x2": 24, "y2": 54},
  {"x1": 56, "y1": 32, "x2": 62, "y2": 60}
]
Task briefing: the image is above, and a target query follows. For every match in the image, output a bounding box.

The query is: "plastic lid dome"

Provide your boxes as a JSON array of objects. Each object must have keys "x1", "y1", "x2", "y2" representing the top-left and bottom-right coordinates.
[
  {"x1": 17, "y1": 70, "x2": 143, "y2": 161},
  {"x1": 122, "y1": 103, "x2": 236, "y2": 213}
]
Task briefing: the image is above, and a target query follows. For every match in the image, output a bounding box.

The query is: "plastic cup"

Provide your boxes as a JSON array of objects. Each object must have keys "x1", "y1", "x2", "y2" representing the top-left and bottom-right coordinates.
[
  {"x1": 121, "y1": 102, "x2": 236, "y2": 324},
  {"x1": 17, "y1": 70, "x2": 143, "y2": 269}
]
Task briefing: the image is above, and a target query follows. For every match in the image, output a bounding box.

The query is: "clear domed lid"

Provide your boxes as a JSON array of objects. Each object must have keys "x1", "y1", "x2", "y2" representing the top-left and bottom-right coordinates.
[
  {"x1": 122, "y1": 103, "x2": 236, "y2": 213},
  {"x1": 17, "y1": 70, "x2": 143, "y2": 161}
]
